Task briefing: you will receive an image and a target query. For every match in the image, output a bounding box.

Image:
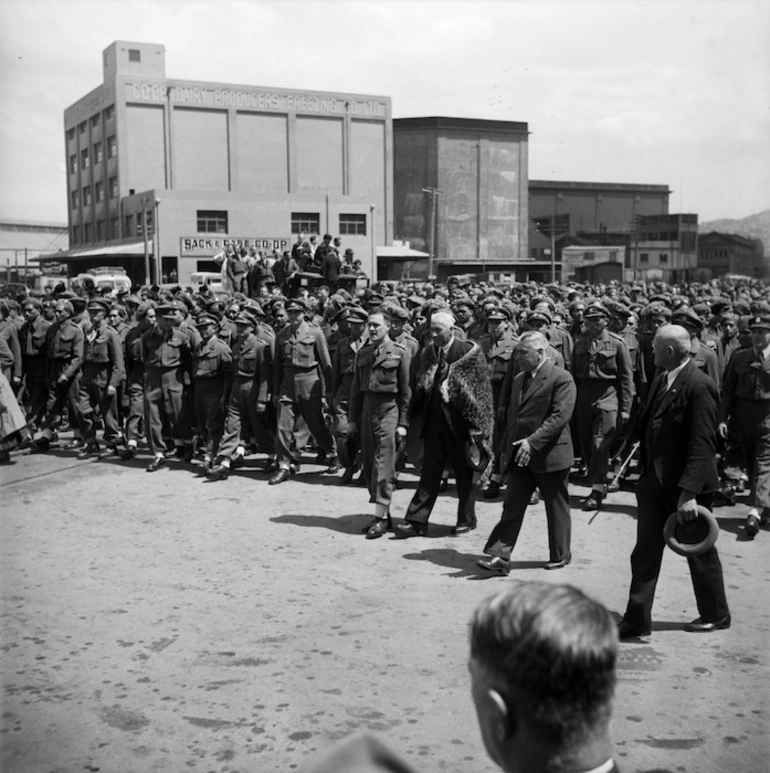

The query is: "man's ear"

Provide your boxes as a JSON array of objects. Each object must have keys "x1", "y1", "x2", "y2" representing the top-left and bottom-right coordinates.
[{"x1": 487, "y1": 688, "x2": 515, "y2": 741}]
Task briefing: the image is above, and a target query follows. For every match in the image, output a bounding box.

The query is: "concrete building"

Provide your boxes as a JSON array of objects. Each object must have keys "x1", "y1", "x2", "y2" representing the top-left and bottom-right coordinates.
[
  {"x1": 392, "y1": 117, "x2": 528, "y2": 281},
  {"x1": 529, "y1": 180, "x2": 671, "y2": 281},
  {"x1": 561, "y1": 244, "x2": 626, "y2": 283},
  {"x1": 58, "y1": 41, "x2": 392, "y2": 285},
  {"x1": 698, "y1": 231, "x2": 766, "y2": 279},
  {"x1": 628, "y1": 213, "x2": 699, "y2": 282}
]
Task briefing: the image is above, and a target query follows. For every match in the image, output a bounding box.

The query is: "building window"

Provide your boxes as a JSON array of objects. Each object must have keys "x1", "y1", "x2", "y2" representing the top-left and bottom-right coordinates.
[
  {"x1": 96, "y1": 221, "x2": 105, "y2": 240},
  {"x1": 70, "y1": 226, "x2": 78, "y2": 245},
  {"x1": 109, "y1": 176, "x2": 118, "y2": 199},
  {"x1": 93, "y1": 142, "x2": 103, "y2": 164},
  {"x1": 609, "y1": 250, "x2": 618, "y2": 261},
  {"x1": 69, "y1": 154, "x2": 78, "y2": 174},
  {"x1": 84, "y1": 223, "x2": 93, "y2": 242},
  {"x1": 659, "y1": 253, "x2": 668, "y2": 264},
  {"x1": 197, "y1": 210, "x2": 228, "y2": 233},
  {"x1": 81, "y1": 148, "x2": 89, "y2": 169},
  {"x1": 128, "y1": 49, "x2": 141, "y2": 63},
  {"x1": 104, "y1": 105, "x2": 114, "y2": 121},
  {"x1": 110, "y1": 217, "x2": 119, "y2": 239},
  {"x1": 67, "y1": 128, "x2": 75, "y2": 142},
  {"x1": 291, "y1": 212, "x2": 320, "y2": 235},
  {"x1": 79, "y1": 121, "x2": 87, "y2": 135},
  {"x1": 82, "y1": 186, "x2": 91, "y2": 206},
  {"x1": 90, "y1": 115, "x2": 100, "y2": 129},
  {"x1": 71, "y1": 190, "x2": 79, "y2": 209},
  {"x1": 339, "y1": 213, "x2": 367, "y2": 236},
  {"x1": 107, "y1": 136, "x2": 117, "y2": 158},
  {"x1": 640, "y1": 253, "x2": 649, "y2": 264},
  {"x1": 95, "y1": 181, "x2": 104, "y2": 203},
  {"x1": 124, "y1": 215, "x2": 133, "y2": 236},
  {"x1": 583, "y1": 251, "x2": 595, "y2": 261}
]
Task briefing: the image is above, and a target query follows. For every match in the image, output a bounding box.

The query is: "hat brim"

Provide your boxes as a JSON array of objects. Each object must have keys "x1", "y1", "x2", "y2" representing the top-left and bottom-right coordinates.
[
  {"x1": 465, "y1": 438, "x2": 491, "y2": 472},
  {"x1": 663, "y1": 506, "x2": 719, "y2": 557}
]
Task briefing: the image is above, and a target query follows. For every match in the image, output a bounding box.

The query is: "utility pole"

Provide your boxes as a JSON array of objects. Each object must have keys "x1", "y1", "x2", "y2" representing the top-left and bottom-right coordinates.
[
  {"x1": 142, "y1": 198, "x2": 150, "y2": 286},
  {"x1": 421, "y1": 187, "x2": 441, "y2": 280}
]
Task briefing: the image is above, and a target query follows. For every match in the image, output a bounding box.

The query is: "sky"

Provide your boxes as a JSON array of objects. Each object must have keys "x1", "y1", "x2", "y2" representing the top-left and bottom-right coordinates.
[{"x1": 0, "y1": 0, "x2": 768, "y2": 225}]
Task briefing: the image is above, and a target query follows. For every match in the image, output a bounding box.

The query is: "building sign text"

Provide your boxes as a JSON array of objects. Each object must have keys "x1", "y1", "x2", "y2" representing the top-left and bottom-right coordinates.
[{"x1": 180, "y1": 236, "x2": 290, "y2": 257}]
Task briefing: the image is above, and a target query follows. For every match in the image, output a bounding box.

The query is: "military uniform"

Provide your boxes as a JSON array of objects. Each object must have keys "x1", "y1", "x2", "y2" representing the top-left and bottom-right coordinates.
[
  {"x1": 19, "y1": 306, "x2": 52, "y2": 427},
  {"x1": 0, "y1": 316, "x2": 22, "y2": 386},
  {"x1": 78, "y1": 305, "x2": 125, "y2": 450},
  {"x1": 122, "y1": 321, "x2": 149, "y2": 450},
  {"x1": 571, "y1": 312, "x2": 634, "y2": 493},
  {"x1": 348, "y1": 337, "x2": 411, "y2": 514},
  {"x1": 273, "y1": 309, "x2": 336, "y2": 473},
  {"x1": 718, "y1": 317, "x2": 770, "y2": 537},
  {"x1": 331, "y1": 327, "x2": 368, "y2": 470}
]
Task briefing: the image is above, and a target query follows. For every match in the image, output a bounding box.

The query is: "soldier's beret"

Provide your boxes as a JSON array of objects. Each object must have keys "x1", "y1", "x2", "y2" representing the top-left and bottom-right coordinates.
[
  {"x1": 671, "y1": 307, "x2": 704, "y2": 331},
  {"x1": 692, "y1": 303, "x2": 711, "y2": 317},
  {"x1": 366, "y1": 292, "x2": 385, "y2": 307},
  {"x1": 136, "y1": 301, "x2": 156, "y2": 319},
  {"x1": 54, "y1": 300, "x2": 74, "y2": 316},
  {"x1": 527, "y1": 310, "x2": 552, "y2": 326},
  {"x1": 530, "y1": 295, "x2": 556, "y2": 313},
  {"x1": 71, "y1": 297, "x2": 88, "y2": 310},
  {"x1": 384, "y1": 304, "x2": 409, "y2": 322},
  {"x1": 285, "y1": 298, "x2": 307, "y2": 313},
  {"x1": 243, "y1": 300, "x2": 265, "y2": 318},
  {"x1": 87, "y1": 299, "x2": 111, "y2": 314},
  {"x1": 196, "y1": 313, "x2": 219, "y2": 327},
  {"x1": 584, "y1": 303, "x2": 610, "y2": 319},
  {"x1": 748, "y1": 314, "x2": 770, "y2": 330},
  {"x1": 124, "y1": 294, "x2": 141, "y2": 307}
]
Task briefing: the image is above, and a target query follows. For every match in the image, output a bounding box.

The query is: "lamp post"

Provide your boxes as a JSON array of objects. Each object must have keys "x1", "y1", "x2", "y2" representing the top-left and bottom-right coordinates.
[
  {"x1": 370, "y1": 203, "x2": 376, "y2": 280},
  {"x1": 153, "y1": 198, "x2": 161, "y2": 285},
  {"x1": 142, "y1": 197, "x2": 150, "y2": 286}
]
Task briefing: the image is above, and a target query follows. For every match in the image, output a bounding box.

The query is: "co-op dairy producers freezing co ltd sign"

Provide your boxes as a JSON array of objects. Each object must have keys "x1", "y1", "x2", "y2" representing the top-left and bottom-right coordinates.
[
  {"x1": 127, "y1": 82, "x2": 387, "y2": 117},
  {"x1": 180, "y1": 237, "x2": 291, "y2": 257}
]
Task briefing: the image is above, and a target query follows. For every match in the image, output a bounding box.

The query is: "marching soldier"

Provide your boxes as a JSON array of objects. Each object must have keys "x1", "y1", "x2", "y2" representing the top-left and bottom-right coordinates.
[
  {"x1": 571, "y1": 303, "x2": 634, "y2": 510},
  {"x1": 77, "y1": 299, "x2": 125, "y2": 457},
  {"x1": 30, "y1": 299, "x2": 84, "y2": 452},
  {"x1": 347, "y1": 312, "x2": 411, "y2": 539},
  {"x1": 207, "y1": 311, "x2": 271, "y2": 480},
  {"x1": 480, "y1": 306, "x2": 518, "y2": 499},
  {"x1": 192, "y1": 313, "x2": 232, "y2": 471},
  {"x1": 19, "y1": 297, "x2": 52, "y2": 428},
  {"x1": 718, "y1": 312, "x2": 770, "y2": 539},
  {"x1": 270, "y1": 298, "x2": 339, "y2": 484}
]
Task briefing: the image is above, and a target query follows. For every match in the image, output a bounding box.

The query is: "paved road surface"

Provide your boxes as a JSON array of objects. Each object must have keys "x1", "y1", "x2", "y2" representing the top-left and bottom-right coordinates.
[{"x1": 1, "y1": 439, "x2": 769, "y2": 772}]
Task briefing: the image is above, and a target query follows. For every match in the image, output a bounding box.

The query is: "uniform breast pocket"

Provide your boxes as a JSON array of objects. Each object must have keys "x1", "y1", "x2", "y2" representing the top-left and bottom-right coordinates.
[
  {"x1": 160, "y1": 340, "x2": 182, "y2": 367},
  {"x1": 595, "y1": 350, "x2": 618, "y2": 375},
  {"x1": 294, "y1": 337, "x2": 317, "y2": 367},
  {"x1": 32, "y1": 332, "x2": 47, "y2": 352},
  {"x1": 195, "y1": 355, "x2": 217, "y2": 376},
  {"x1": 240, "y1": 356, "x2": 258, "y2": 376},
  {"x1": 57, "y1": 331, "x2": 77, "y2": 357},
  {"x1": 373, "y1": 360, "x2": 399, "y2": 389}
]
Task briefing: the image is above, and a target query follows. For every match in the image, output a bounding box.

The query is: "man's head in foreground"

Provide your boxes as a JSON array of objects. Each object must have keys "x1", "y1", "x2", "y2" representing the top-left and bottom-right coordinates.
[{"x1": 469, "y1": 581, "x2": 618, "y2": 773}]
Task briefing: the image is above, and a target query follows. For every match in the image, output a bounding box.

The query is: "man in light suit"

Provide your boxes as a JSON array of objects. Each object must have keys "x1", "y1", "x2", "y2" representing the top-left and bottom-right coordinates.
[
  {"x1": 618, "y1": 324, "x2": 730, "y2": 639},
  {"x1": 478, "y1": 332, "x2": 577, "y2": 573}
]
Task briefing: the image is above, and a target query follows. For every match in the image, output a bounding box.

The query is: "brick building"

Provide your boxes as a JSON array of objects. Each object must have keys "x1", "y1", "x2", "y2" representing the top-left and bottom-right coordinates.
[{"x1": 698, "y1": 231, "x2": 766, "y2": 278}]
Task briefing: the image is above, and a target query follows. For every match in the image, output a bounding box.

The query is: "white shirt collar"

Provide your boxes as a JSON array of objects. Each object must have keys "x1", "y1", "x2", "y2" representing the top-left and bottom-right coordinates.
[
  {"x1": 665, "y1": 358, "x2": 689, "y2": 390},
  {"x1": 441, "y1": 336, "x2": 455, "y2": 356}
]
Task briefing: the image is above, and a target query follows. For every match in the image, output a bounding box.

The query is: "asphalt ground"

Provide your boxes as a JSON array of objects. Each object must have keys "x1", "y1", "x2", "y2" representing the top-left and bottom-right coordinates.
[{"x1": 1, "y1": 436, "x2": 769, "y2": 773}]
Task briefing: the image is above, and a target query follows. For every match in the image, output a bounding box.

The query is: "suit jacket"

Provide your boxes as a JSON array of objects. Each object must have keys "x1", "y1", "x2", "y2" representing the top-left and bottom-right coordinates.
[
  {"x1": 503, "y1": 359, "x2": 576, "y2": 473},
  {"x1": 639, "y1": 359, "x2": 719, "y2": 495}
]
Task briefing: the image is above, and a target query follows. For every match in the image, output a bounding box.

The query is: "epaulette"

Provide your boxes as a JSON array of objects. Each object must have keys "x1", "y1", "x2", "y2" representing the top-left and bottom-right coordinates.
[
  {"x1": 391, "y1": 340, "x2": 407, "y2": 350},
  {"x1": 608, "y1": 331, "x2": 626, "y2": 343}
]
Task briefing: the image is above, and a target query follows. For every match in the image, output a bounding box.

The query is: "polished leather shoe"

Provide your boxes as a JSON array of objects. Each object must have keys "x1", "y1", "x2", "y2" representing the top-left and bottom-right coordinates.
[
  {"x1": 207, "y1": 464, "x2": 229, "y2": 481},
  {"x1": 269, "y1": 468, "x2": 292, "y2": 485},
  {"x1": 365, "y1": 519, "x2": 390, "y2": 540},
  {"x1": 29, "y1": 437, "x2": 51, "y2": 454},
  {"x1": 451, "y1": 523, "x2": 477, "y2": 535},
  {"x1": 683, "y1": 615, "x2": 731, "y2": 633},
  {"x1": 63, "y1": 439, "x2": 84, "y2": 450},
  {"x1": 617, "y1": 620, "x2": 651, "y2": 640},
  {"x1": 393, "y1": 522, "x2": 427, "y2": 539},
  {"x1": 118, "y1": 446, "x2": 137, "y2": 460},
  {"x1": 544, "y1": 556, "x2": 571, "y2": 570},
  {"x1": 230, "y1": 453, "x2": 245, "y2": 470},
  {"x1": 745, "y1": 514, "x2": 760, "y2": 539},
  {"x1": 581, "y1": 492, "x2": 604, "y2": 511},
  {"x1": 146, "y1": 457, "x2": 167, "y2": 473},
  {"x1": 362, "y1": 515, "x2": 392, "y2": 534},
  {"x1": 476, "y1": 557, "x2": 510, "y2": 574},
  {"x1": 77, "y1": 442, "x2": 101, "y2": 459},
  {"x1": 529, "y1": 490, "x2": 540, "y2": 506},
  {"x1": 340, "y1": 464, "x2": 359, "y2": 485},
  {"x1": 482, "y1": 481, "x2": 501, "y2": 499},
  {"x1": 325, "y1": 457, "x2": 341, "y2": 475}
]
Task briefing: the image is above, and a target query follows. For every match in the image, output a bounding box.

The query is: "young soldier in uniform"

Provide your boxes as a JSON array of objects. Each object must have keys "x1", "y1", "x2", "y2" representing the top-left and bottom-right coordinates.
[{"x1": 348, "y1": 312, "x2": 411, "y2": 539}]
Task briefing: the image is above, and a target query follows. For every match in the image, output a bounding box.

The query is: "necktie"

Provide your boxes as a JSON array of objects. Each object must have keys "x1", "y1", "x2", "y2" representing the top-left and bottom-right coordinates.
[{"x1": 521, "y1": 372, "x2": 532, "y2": 397}]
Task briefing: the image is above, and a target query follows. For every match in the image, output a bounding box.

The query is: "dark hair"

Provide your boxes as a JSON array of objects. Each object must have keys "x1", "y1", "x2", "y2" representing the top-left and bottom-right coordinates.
[{"x1": 470, "y1": 582, "x2": 617, "y2": 747}]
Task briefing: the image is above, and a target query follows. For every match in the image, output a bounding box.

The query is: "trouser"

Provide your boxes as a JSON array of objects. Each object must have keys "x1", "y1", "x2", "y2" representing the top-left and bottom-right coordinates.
[
  {"x1": 484, "y1": 466, "x2": 571, "y2": 562},
  {"x1": 405, "y1": 403, "x2": 476, "y2": 528},
  {"x1": 732, "y1": 399, "x2": 770, "y2": 509},
  {"x1": 489, "y1": 382, "x2": 505, "y2": 483},
  {"x1": 623, "y1": 474, "x2": 729, "y2": 628},
  {"x1": 40, "y1": 364, "x2": 80, "y2": 433},
  {"x1": 575, "y1": 391, "x2": 618, "y2": 486},
  {"x1": 23, "y1": 356, "x2": 48, "y2": 427},
  {"x1": 78, "y1": 378, "x2": 120, "y2": 444},
  {"x1": 360, "y1": 394, "x2": 398, "y2": 507},
  {"x1": 144, "y1": 371, "x2": 185, "y2": 455},
  {"x1": 275, "y1": 390, "x2": 335, "y2": 468},
  {"x1": 218, "y1": 377, "x2": 275, "y2": 460},
  {"x1": 124, "y1": 372, "x2": 145, "y2": 443},
  {"x1": 193, "y1": 377, "x2": 226, "y2": 459},
  {"x1": 332, "y1": 397, "x2": 358, "y2": 469}
]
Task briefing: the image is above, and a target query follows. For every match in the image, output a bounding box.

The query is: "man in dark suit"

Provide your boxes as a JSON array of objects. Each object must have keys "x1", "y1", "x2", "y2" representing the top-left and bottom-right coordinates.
[
  {"x1": 618, "y1": 324, "x2": 730, "y2": 639},
  {"x1": 478, "y1": 332, "x2": 576, "y2": 573},
  {"x1": 395, "y1": 311, "x2": 493, "y2": 537}
]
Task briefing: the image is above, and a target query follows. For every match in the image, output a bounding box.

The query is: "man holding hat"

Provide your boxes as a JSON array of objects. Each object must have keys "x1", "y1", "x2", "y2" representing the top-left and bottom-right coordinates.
[
  {"x1": 270, "y1": 297, "x2": 339, "y2": 484},
  {"x1": 718, "y1": 312, "x2": 770, "y2": 539},
  {"x1": 618, "y1": 324, "x2": 730, "y2": 639},
  {"x1": 571, "y1": 303, "x2": 634, "y2": 511},
  {"x1": 76, "y1": 298, "x2": 125, "y2": 457},
  {"x1": 29, "y1": 299, "x2": 84, "y2": 453}
]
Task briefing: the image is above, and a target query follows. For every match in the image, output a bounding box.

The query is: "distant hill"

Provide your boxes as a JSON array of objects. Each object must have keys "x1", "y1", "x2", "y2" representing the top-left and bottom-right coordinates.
[{"x1": 699, "y1": 209, "x2": 770, "y2": 250}]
